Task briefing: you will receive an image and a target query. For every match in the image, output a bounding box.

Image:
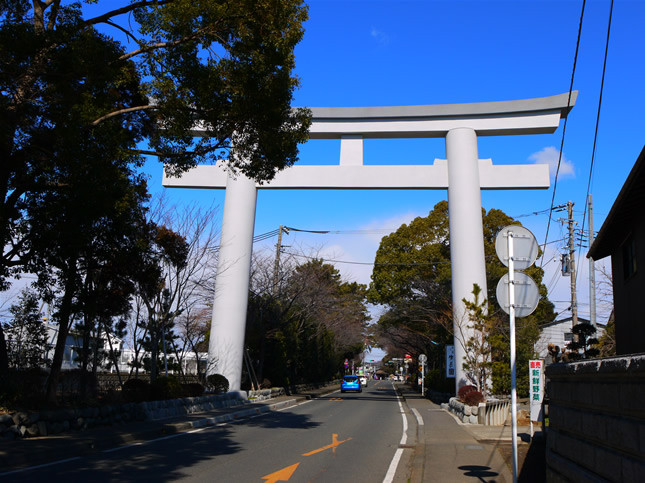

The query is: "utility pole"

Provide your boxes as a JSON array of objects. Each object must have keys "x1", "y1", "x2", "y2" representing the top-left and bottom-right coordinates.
[
  {"x1": 588, "y1": 195, "x2": 597, "y2": 329},
  {"x1": 567, "y1": 201, "x2": 579, "y2": 328},
  {"x1": 273, "y1": 226, "x2": 288, "y2": 294}
]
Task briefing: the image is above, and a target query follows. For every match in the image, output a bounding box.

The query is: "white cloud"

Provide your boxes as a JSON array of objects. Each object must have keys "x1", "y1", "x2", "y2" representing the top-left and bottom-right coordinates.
[
  {"x1": 370, "y1": 27, "x2": 389, "y2": 45},
  {"x1": 528, "y1": 146, "x2": 575, "y2": 179},
  {"x1": 280, "y1": 211, "x2": 423, "y2": 286}
]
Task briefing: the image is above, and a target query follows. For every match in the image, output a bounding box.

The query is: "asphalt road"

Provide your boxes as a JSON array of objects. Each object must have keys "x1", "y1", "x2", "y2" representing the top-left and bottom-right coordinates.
[{"x1": 4, "y1": 380, "x2": 410, "y2": 482}]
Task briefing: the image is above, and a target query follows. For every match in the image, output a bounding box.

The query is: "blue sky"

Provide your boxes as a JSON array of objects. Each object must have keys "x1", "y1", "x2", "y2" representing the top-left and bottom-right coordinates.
[
  {"x1": 3, "y1": 1, "x2": 642, "y2": 343},
  {"x1": 150, "y1": 0, "x2": 644, "y2": 329}
]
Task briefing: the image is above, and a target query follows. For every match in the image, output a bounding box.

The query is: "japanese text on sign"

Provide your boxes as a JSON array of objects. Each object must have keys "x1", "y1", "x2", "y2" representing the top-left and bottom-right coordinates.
[
  {"x1": 446, "y1": 345, "x2": 455, "y2": 378},
  {"x1": 529, "y1": 360, "x2": 543, "y2": 421}
]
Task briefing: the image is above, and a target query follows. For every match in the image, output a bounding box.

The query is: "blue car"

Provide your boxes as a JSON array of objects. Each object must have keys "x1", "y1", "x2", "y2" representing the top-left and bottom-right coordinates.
[{"x1": 341, "y1": 375, "x2": 362, "y2": 393}]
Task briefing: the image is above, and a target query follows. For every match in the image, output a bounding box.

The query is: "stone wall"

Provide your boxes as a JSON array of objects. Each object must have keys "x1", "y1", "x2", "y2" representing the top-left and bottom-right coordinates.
[
  {"x1": 545, "y1": 354, "x2": 645, "y2": 482},
  {"x1": 442, "y1": 397, "x2": 481, "y2": 424},
  {"x1": 441, "y1": 397, "x2": 512, "y2": 425},
  {"x1": 0, "y1": 391, "x2": 248, "y2": 440}
]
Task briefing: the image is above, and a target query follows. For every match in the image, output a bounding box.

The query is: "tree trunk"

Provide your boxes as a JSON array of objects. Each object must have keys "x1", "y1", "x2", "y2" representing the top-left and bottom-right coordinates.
[
  {"x1": 104, "y1": 321, "x2": 124, "y2": 388},
  {"x1": 80, "y1": 314, "x2": 92, "y2": 399},
  {"x1": 45, "y1": 266, "x2": 78, "y2": 404},
  {"x1": 0, "y1": 324, "x2": 8, "y2": 373}
]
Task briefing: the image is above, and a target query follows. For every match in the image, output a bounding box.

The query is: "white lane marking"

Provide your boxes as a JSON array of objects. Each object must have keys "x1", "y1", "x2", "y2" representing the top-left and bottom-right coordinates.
[
  {"x1": 411, "y1": 408, "x2": 424, "y2": 426},
  {"x1": 383, "y1": 383, "x2": 408, "y2": 483},
  {"x1": 384, "y1": 448, "x2": 404, "y2": 483},
  {"x1": 277, "y1": 399, "x2": 312, "y2": 410},
  {"x1": 275, "y1": 389, "x2": 339, "y2": 411},
  {"x1": 102, "y1": 431, "x2": 189, "y2": 453},
  {"x1": 0, "y1": 457, "x2": 81, "y2": 476}
]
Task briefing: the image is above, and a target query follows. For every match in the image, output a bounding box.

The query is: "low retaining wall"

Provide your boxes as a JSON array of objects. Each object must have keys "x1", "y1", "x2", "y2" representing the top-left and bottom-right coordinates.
[
  {"x1": 1, "y1": 380, "x2": 340, "y2": 441},
  {"x1": 247, "y1": 380, "x2": 340, "y2": 401},
  {"x1": 545, "y1": 354, "x2": 645, "y2": 482},
  {"x1": 0, "y1": 391, "x2": 248, "y2": 440}
]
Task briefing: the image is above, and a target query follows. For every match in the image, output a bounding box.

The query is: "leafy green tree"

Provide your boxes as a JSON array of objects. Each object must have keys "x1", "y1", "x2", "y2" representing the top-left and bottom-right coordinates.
[
  {"x1": 5, "y1": 290, "x2": 51, "y2": 369},
  {"x1": 489, "y1": 316, "x2": 541, "y2": 397},
  {"x1": 133, "y1": 226, "x2": 189, "y2": 381},
  {"x1": 0, "y1": 0, "x2": 311, "y2": 371},
  {"x1": 369, "y1": 201, "x2": 556, "y2": 396},
  {"x1": 567, "y1": 323, "x2": 600, "y2": 360},
  {"x1": 461, "y1": 284, "x2": 493, "y2": 396},
  {"x1": 597, "y1": 317, "x2": 615, "y2": 357},
  {"x1": 245, "y1": 257, "x2": 369, "y2": 387}
]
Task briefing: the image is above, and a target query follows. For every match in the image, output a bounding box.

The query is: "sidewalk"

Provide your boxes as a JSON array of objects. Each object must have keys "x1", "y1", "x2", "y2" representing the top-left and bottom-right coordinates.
[
  {"x1": 0, "y1": 385, "x2": 340, "y2": 473},
  {"x1": 396, "y1": 385, "x2": 545, "y2": 483}
]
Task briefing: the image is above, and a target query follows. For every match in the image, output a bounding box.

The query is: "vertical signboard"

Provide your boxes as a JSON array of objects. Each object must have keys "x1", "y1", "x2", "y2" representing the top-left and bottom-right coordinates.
[
  {"x1": 446, "y1": 345, "x2": 455, "y2": 378},
  {"x1": 529, "y1": 360, "x2": 544, "y2": 421}
]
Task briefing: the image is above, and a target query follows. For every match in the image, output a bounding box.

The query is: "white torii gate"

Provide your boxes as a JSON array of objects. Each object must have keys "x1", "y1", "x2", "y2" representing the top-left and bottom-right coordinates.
[{"x1": 163, "y1": 92, "x2": 576, "y2": 391}]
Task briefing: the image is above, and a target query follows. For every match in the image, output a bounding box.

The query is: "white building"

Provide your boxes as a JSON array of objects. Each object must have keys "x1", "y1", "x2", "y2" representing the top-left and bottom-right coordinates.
[
  {"x1": 534, "y1": 316, "x2": 606, "y2": 359},
  {"x1": 45, "y1": 323, "x2": 206, "y2": 374}
]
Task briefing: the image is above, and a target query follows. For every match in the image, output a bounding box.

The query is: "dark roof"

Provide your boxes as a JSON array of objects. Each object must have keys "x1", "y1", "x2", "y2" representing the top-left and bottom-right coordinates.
[
  {"x1": 588, "y1": 145, "x2": 645, "y2": 260},
  {"x1": 541, "y1": 316, "x2": 590, "y2": 329}
]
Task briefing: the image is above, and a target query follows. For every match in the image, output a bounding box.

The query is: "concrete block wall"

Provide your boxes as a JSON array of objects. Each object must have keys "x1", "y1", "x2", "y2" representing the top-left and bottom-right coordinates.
[{"x1": 545, "y1": 354, "x2": 645, "y2": 482}]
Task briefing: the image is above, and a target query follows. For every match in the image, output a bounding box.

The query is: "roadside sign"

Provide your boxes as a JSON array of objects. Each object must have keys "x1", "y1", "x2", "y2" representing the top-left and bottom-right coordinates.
[
  {"x1": 495, "y1": 225, "x2": 539, "y2": 270},
  {"x1": 529, "y1": 360, "x2": 544, "y2": 422},
  {"x1": 496, "y1": 272, "x2": 540, "y2": 317},
  {"x1": 419, "y1": 354, "x2": 427, "y2": 363},
  {"x1": 446, "y1": 345, "x2": 455, "y2": 378}
]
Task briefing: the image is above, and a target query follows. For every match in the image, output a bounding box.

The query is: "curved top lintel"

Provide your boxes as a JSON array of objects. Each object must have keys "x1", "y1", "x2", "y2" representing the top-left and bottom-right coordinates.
[{"x1": 303, "y1": 91, "x2": 577, "y2": 121}]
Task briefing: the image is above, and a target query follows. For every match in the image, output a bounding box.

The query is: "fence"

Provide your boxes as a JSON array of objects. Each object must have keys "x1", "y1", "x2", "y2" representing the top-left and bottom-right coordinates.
[
  {"x1": 478, "y1": 399, "x2": 510, "y2": 425},
  {"x1": 545, "y1": 354, "x2": 645, "y2": 482}
]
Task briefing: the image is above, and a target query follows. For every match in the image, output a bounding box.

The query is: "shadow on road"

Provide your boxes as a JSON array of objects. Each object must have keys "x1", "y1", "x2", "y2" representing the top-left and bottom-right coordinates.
[
  {"x1": 8, "y1": 425, "x2": 242, "y2": 482},
  {"x1": 458, "y1": 464, "x2": 500, "y2": 481},
  {"x1": 240, "y1": 410, "x2": 322, "y2": 430}
]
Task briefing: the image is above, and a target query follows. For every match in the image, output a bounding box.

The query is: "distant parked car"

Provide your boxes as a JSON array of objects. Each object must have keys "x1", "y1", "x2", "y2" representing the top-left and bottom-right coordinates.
[
  {"x1": 359, "y1": 375, "x2": 368, "y2": 387},
  {"x1": 341, "y1": 375, "x2": 362, "y2": 393}
]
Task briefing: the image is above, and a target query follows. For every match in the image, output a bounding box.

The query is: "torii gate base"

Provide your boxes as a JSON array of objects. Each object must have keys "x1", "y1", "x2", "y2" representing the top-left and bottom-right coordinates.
[{"x1": 164, "y1": 92, "x2": 576, "y2": 393}]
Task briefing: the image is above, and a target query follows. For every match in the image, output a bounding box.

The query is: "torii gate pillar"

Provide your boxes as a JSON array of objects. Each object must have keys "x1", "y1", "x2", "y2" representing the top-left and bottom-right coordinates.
[
  {"x1": 164, "y1": 92, "x2": 576, "y2": 393},
  {"x1": 446, "y1": 127, "x2": 488, "y2": 384},
  {"x1": 208, "y1": 173, "x2": 257, "y2": 391}
]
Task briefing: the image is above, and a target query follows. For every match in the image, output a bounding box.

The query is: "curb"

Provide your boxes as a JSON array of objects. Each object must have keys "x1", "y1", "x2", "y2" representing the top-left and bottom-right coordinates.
[{"x1": 164, "y1": 397, "x2": 304, "y2": 431}]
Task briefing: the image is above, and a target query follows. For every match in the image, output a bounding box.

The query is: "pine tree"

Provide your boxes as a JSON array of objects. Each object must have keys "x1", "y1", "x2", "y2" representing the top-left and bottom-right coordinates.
[{"x1": 6, "y1": 290, "x2": 51, "y2": 368}]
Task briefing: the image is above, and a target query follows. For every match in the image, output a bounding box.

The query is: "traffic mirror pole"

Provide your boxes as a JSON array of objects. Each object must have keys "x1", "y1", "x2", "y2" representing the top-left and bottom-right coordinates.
[{"x1": 508, "y1": 231, "x2": 518, "y2": 483}]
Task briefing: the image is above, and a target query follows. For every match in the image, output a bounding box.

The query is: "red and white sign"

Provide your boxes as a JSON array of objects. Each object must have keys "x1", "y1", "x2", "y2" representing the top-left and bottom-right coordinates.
[{"x1": 529, "y1": 360, "x2": 544, "y2": 421}]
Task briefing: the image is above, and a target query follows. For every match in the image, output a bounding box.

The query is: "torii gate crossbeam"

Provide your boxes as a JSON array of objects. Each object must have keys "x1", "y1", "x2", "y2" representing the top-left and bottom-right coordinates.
[{"x1": 163, "y1": 92, "x2": 576, "y2": 392}]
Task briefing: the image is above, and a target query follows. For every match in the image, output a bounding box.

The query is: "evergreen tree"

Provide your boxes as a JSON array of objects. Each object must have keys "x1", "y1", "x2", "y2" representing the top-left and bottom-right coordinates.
[{"x1": 5, "y1": 290, "x2": 51, "y2": 369}]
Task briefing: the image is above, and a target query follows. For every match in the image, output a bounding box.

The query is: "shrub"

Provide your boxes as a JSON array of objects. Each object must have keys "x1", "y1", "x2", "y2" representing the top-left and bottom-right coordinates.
[
  {"x1": 122, "y1": 379, "x2": 151, "y2": 402},
  {"x1": 457, "y1": 384, "x2": 477, "y2": 401},
  {"x1": 181, "y1": 383, "x2": 205, "y2": 397},
  {"x1": 463, "y1": 390, "x2": 485, "y2": 406},
  {"x1": 260, "y1": 378, "x2": 272, "y2": 389},
  {"x1": 150, "y1": 376, "x2": 183, "y2": 401},
  {"x1": 206, "y1": 374, "x2": 229, "y2": 394}
]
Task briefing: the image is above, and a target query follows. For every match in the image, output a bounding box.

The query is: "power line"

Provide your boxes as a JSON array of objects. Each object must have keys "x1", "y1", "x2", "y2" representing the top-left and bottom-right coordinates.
[
  {"x1": 286, "y1": 226, "x2": 396, "y2": 235},
  {"x1": 282, "y1": 251, "x2": 454, "y2": 267},
  {"x1": 541, "y1": 0, "x2": 587, "y2": 267},
  {"x1": 576, "y1": 0, "x2": 615, "y2": 291}
]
